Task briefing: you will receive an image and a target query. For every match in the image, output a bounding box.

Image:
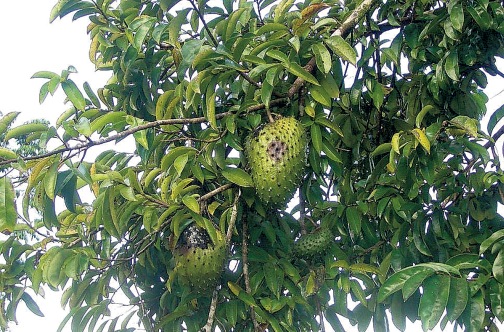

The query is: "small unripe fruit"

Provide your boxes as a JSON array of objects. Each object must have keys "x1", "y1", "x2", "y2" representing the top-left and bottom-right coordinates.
[{"x1": 293, "y1": 227, "x2": 333, "y2": 259}]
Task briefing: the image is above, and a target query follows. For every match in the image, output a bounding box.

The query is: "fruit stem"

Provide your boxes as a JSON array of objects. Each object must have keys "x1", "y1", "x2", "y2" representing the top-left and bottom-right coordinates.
[{"x1": 266, "y1": 107, "x2": 275, "y2": 123}]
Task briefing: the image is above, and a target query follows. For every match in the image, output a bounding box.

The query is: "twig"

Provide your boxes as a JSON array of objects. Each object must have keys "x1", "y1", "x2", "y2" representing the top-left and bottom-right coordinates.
[
  {"x1": 0, "y1": 112, "x2": 230, "y2": 166},
  {"x1": 299, "y1": 189, "x2": 307, "y2": 235},
  {"x1": 202, "y1": 190, "x2": 241, "y2": 331},
  {"x1": 242, "y1": 215, "x2": 260, "y2": 331},
  {"x1": 188, "y1": 0, "x2": 219, "y2": 47},
  {"x1": 225, "y1": 189, "x2": 241, "y2": 245},
  {"x1": 199, "y1": 183, "x2": 233, "y2": 202}
]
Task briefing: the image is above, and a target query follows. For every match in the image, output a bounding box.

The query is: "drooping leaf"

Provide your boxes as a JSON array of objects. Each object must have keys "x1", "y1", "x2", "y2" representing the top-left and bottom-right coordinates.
[{"x1": 0, "y1": 176, "x2": 17, "y2": 233}]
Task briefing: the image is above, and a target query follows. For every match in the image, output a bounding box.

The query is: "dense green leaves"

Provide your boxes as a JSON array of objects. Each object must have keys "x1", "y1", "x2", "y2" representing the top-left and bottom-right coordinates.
[{"x1": 1, "y1": 0, "x2": 504, "y2": 331}]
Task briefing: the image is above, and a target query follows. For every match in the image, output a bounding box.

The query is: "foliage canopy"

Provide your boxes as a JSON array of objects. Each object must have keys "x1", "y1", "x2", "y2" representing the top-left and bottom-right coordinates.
[{"x1": 1, "y1": 0, "x2": 504, "y2": 331}]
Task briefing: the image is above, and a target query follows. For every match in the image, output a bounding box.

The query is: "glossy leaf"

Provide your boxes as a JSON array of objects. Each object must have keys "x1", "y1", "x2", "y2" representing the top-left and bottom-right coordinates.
[
  {"x1": 221, "y1": 167, "x2": 253, "y2": 187},
  {"x1": 419, "y1": 274, "x2": 450, "y2": 331}
]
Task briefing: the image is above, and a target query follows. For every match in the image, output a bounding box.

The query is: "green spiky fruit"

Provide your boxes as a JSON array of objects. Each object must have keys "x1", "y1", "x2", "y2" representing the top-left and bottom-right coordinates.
[
  {"x1": 245, "y1": 117, "x2": 307, "y2": 205},
  {"x1": 293, "y1": 227, "x2": 333, "y2": 259},
  {"x1": 172, "y1": 225, "x2": 226, "y2": 292}
]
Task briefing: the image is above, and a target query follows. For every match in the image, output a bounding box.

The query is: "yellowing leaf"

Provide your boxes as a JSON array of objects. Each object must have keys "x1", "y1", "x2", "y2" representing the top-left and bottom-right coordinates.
[
  {"x1": 391, "y1": 132, "x2": 401, "y2": 154},
  {"x1": 0, "y1": 176, "x2": 17, "y2": 233},
  {"x1": 411, "y1": 128, "x2": 430, "y2": 154}
]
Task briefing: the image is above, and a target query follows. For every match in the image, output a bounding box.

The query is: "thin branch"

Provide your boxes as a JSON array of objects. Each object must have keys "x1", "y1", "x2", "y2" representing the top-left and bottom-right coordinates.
[
  {"x1": 0, "y1": 112, "x2": 230, "y2": 166},
  {"x1": 202, "y1": 190, "x2": 241, "y2": 332},
  {"x1": 225, "y1": 189, "x2": 241, "y2": 245},
  {"x1": 199, "y1": 183, "x2": 233, "y2": 202},
  {"x1": 188, "y1": 0, "x2": 219, "y2": 47},
  {"x1": 299, "y1": 188, "x2": 307, "y2": 235}
]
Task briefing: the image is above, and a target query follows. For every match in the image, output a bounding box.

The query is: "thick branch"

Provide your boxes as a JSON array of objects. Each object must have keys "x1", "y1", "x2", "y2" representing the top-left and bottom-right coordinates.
[{"x1": 331, "y1": 0, "x2": 377, "y2": 37}]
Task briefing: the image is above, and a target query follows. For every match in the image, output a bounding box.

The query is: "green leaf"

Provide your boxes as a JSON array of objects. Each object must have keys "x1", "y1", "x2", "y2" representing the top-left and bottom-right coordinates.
[
  {"x1": 173, "y1": 154, "x2": 189, "y2": 176},
  {"x1": 4, "y1": 123, "x2": 48, "y2": 141},
  {"x1": 20, "y1": 292, "x2": 44, "y2": 317},
  {"x1": 488, "y1": 104, "x2": 504, "y2": 135},
  {"x1": 391, "y1": 132, "x2": 401, "y2": 154},
  {"x1": 75, "y1": 117, "x2": 92, "y2": 137},
  {"x1": 182, "y1": 195, "x2": 200, "y2": 214},
  {"x1": 0, "y1": 148, "x2": 18, "y2": 161},
  {"x1": 221, "y1": 167, "x2": 253, "y2": 187},
  {"x1": 264, "y1": 263, "x2": 283, "y2": 298},
  {"x1": 378, "y1": 266, "x2": 424, "y2": 302},
  {"x1": 83, "y1": 82, "x2": 100, "y2": 108},
  {"x1": 371, "y1": 143, "x2": 392, "y2": 157},
  {"x1": 228, "y1": 281, "x2": 257, "y2": 307},
  {"x1": 322, "y1": 139, "x2": 342, "y2": 163},
  {"x1": 493, "y1": 249, "x2": 504, "y2": 283},
  {"x1": 168, "y1": 9, "x2": 190, "y2": 45},
  {"x1": 43, "y1": 160, "x2": 60, "y2": 200},
  {"x1": 346, "y1": 206, "x2": 361, "y2": 237},
  {"x1": 449, "y1": 3, "x2": 464, "y2": 32},
  {"x1": 61, "y1": 80, "x2": 86, "y2": 110},
  {"x1": 285, "y1": 62, "x2": 320, "y2": 85},
  {"x1": 310, "y1": 124, "x2": 323, "y2": 154},
  {"x1": 0, "y1": 112, "x2": 20, "y2": 136},
  {"x1": 416, "y1": 105, "x2": 435, "y2": 128},
  {"x1": 205, "y1": 85, "x2": 217, "y2": 130},
  {"x1": 0, "y1": 176, "x2": 17, "y2": 233},
  {"x1": 463, "y1": 290, "x2": 485, "y2": 331},
  {"x1": 310, "y1": 84, "x2": 332, "y2": 107},
  {"x1": 325, "y1": 35, "x2": 357, "y2": 65},
  {"x1": 445, "y1": 51, "x2": 459, "y2": 81},
  {"x1": 312, "y1": 42, "x2": 332, "y2": 74},
  {"x1": 50, "y1": 0, "x2": 71, "y2": 22},
  {"x1": 402, "y1": 267, "x2": 435, "y2": 301},
  {"x1": 419, "y1": 274, "x2": 450, "y2": 331},
  {"x1": 446, "y1": 277, "x2": 469, "y2": 322},
  {"x1": 480, "y1": 229, "x2": 504, "y2": 255}
]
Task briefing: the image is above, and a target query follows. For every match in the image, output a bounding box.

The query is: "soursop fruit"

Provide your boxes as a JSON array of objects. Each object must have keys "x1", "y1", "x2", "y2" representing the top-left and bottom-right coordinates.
[
  {"x1": 245, "y1": 117, "x2": 307, "y2": 205},
  {"x1": 172, "y1": 225, "x2": 226, "y2": 292},
  {"x1": 293, "y1": 227, "x2": 333, "y2": 259}
]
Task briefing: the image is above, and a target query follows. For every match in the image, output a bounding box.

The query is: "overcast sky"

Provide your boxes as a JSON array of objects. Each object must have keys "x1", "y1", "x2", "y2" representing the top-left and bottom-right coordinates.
[
  {"x1": 0, "y1": 1, "x2": 108, "y2": 331},
  {"x1": 0, "y1": 1, "x2": 503, "y2": 332}
]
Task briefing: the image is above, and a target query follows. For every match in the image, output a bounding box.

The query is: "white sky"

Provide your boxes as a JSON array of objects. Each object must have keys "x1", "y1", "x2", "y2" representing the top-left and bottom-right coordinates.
[{"x1": 0, "y1": 1, "x2": 503, "y2": 332}]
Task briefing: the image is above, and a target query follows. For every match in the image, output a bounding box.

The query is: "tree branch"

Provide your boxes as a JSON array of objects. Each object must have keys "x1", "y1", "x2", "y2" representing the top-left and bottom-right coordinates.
[
  {"x1": 202, "y1": 190, "x2": 240, "y2": 332},
  {"x1": 199, "y1": 183, "x2": 233, "y2": 202},
  {"x1": 0, "y1": 112, "x2": 229, "y2": 166}
]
